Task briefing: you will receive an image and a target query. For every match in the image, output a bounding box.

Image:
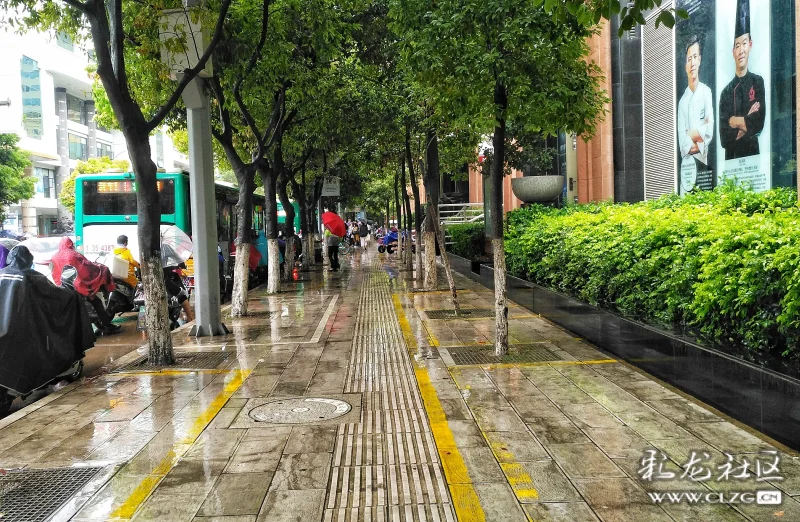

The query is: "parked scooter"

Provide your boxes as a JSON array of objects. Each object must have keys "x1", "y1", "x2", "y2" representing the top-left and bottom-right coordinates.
[
  {"x1": 0, "y1": 265, "x2": 87, "y2": 417},
  {"x1": 133, "y1": 266, "x2": 187, "y2": 331}
]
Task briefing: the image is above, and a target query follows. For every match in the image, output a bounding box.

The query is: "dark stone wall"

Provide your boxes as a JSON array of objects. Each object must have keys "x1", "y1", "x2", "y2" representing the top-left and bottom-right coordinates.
[{"x1": 610, "y1": 17, "x2": 645, "y2": 203}]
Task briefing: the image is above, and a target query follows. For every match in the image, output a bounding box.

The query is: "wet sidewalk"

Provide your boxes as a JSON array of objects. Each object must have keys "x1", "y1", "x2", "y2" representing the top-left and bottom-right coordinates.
[{"x1": 0, "y1": 250, "x2": 797, "y2": 522}]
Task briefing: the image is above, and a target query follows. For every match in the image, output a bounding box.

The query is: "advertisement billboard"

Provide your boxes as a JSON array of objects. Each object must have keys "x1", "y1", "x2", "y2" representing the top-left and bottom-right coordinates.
[
  {"x1": 675, "y1": 0, "x2": 772, "y2": 194},
  {"x1": 716, "y1": 0, "x2": 771, "y2": 191}
]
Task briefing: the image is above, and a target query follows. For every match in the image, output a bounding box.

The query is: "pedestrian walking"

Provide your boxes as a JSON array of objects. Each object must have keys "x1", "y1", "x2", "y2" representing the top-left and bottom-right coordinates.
[{"x1": 358, "y1": 221, "x2": 369, "y2": 250}]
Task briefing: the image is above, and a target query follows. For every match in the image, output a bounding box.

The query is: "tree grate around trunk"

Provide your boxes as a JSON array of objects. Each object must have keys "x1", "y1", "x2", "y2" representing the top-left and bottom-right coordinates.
[
  {"x1": 447, "y1": 344, "x2": 562, "y2": 365},
  {"x1": 0, "y1": 467, "x2": 104, "y2": 522},
  {"x1": 424, "y1": 309, "x2": 494, "y2": 319},
  {"x1": 111, "y1": 351, "x2": 232, "y2": 373}
]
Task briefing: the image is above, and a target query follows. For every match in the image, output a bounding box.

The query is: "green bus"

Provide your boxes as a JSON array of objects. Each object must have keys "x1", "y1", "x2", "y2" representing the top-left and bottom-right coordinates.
[{"x1": 74, "y1": 171, "x2": 301, "y2": 271}]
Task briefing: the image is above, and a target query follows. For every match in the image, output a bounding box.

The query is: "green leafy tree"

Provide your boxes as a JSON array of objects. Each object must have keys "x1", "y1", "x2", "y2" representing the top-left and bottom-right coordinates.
[
  {"x1": 0, "y1": 134, "x2": 34, "y2": 223},
  {"x1": 59, "y1": 157, "x2": 130, "y2": 213},
  {"x1": 393, "y1": 0, "x2": 607, "y2": 355},
  {"x1": 1, "y1": 0, "x2": 234, "y2": 364}
]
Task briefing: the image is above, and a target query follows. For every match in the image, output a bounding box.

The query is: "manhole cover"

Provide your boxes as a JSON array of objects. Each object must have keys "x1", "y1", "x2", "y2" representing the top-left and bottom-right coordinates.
[
  {"x1": 111, "y1": 351, "x2": 231, "y2": 373},
  {"x1": 448, "y1": 344, "x2": 562, "y2": 365},
  {"x1": 425, "y1": 309, "x2": 494, "y2": 319},
  {"x1": 249, "y1": 398, "x2": 351, "y2": 424},
  {"x1": 0, "y1": 467, "x2": 104, "y2": 522}
]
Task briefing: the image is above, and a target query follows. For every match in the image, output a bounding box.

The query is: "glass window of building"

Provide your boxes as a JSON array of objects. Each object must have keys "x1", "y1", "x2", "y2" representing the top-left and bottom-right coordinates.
[
  {"x1": 34, "y1": 167, "x2": 56, "y2": 199},
  {"x1": 68, "y1": 133, "x2": 88, "y2": 161},
  {"x1": 20, "y1": 56, "x2": 42, "y2": 139},
  {"x1": 66, "y1": 94, "x2": 87, "y2": 125},
  {"x1": 56, "y1": 31, "x2": 74, "y2": 51},
  {"x1": 98, "y1": 142, "x2": 113, "y2": 158}
]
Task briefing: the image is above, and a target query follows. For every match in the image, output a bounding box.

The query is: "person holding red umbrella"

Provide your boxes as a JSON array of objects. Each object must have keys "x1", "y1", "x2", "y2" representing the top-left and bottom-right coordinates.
[{"x1": 321, "y1": 209, "x2": 345, "y2": 272}]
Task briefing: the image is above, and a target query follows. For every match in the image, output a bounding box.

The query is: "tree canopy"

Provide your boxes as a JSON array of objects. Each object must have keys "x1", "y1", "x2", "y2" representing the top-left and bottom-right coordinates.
[{"x1": 0, "y1": 134, "x2": 35, "y2": 223}]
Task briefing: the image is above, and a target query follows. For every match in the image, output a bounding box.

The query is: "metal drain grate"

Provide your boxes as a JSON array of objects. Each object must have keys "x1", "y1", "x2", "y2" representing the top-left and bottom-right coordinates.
[
  {"x1": 424, "y1": 309, "x2": 494, "y2": 319},
  {"x1": 409, "y1": 287, "x2": 465, "y2": 293},
  {"x1": 447, "y1": 344, "x2": 561, "y2": 365},
  {"x1": 0, "y1": 467, "x2": 104, "y2": 522},
  {"x1": 112, "y1": 351, "x2": 231, "y2": 373}
]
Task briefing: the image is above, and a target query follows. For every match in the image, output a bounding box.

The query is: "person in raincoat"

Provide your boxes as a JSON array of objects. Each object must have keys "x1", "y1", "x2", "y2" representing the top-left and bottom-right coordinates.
[{"x1": 50, "y1": 237, "x2": 119, "y2": 334}]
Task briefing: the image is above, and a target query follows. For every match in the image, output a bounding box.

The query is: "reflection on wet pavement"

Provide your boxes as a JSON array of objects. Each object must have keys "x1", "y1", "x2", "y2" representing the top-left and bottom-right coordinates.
[{"x1": 0, "y1": 249, "x2": 793, "y2": 522}]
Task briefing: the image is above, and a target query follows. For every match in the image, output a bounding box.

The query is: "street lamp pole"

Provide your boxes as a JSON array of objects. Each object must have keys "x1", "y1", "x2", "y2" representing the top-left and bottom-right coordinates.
[{"x1": 160, "y1": 0, "x2": 227, "y2": 336}]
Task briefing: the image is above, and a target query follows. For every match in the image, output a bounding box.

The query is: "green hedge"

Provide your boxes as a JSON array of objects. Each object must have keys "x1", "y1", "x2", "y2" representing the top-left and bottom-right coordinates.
[
  {"x1": 447, "y1": 222, "x2": 486, "y2": 260},
  {"x1": 504, "y1": 183, "x2": 800, "y2": 359}
]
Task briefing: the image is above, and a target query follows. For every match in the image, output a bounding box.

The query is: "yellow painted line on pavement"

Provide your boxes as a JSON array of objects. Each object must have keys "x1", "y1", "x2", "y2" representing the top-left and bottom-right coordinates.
[
  {"x1": 110, "y1": 368, "x2": 251, "y2": 520},
  {"x1": 392, "y1": 294, "x2": 485, "y2": 522}
]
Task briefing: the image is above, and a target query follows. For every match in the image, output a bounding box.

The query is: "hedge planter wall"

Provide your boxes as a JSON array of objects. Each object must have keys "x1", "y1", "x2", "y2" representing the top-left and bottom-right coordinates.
[{"x1": 504, "y1": 183, "x2": 800, "y2": 369}]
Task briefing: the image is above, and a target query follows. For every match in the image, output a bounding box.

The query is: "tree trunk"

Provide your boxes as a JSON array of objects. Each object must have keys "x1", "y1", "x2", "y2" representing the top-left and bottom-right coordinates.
[
  {"x1": 263, "y1": 167, "x2": 281, "y2": 294},
  {"x1": 278, "y1": 175, "x2": 295, "y2": 282},
  {"x1": 393, "y1": 169, "x2": 402, "y2": 261},
  {"x1": 405, "y1": 128, "x2": 423, "y2": 278},
  {"x1": 401, "y1": 157, "x2": 413, "y2": 272},
  {"x1": 129, "y1": 137, "x2": 173, "y2": 365},
  {"x1": 491, "y1": 81, "x2": 509, "y2": 356},
  {"x1": 430, "y1": 204, "x2": 459, "y2": 313},
  {"x1": 231, "y1": 171, "x2": 255, "y2": 317},
  {"x1": 422, "y1": 128, "x2": 441, "y2": 290},
  {"x1": 299, "y1": 165, "x2": 310, "y2": 270}
]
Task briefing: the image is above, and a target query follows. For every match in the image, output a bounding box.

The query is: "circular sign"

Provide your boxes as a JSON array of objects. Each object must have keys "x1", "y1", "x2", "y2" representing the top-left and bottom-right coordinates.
[{"x1": 248, "y1": 398, "x2": 351, "y2": 424}]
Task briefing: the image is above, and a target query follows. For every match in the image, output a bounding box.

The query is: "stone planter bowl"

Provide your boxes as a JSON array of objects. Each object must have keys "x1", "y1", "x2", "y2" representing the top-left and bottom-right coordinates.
[{"x1": 511, "y1": 175, "x2": 565, "y2": 203}]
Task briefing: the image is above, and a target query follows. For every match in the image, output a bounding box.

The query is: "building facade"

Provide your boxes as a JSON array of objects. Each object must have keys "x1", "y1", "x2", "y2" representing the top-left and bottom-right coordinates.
[
  {"x1": 0, "y1": 29, "x2": 188, "y2": 237},
  {"x1": 578, "y1": 0, "x2": 797, "y2": 202}
]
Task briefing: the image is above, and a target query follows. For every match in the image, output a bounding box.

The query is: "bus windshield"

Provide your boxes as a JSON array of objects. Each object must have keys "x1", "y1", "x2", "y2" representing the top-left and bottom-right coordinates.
[{"x1": 83, "y1": 179, "x2": 175, "y2": 215}]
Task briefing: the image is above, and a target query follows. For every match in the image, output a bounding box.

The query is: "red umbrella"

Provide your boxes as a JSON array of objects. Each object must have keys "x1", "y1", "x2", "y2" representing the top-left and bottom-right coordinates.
[{"x1": 321, "y1": 212, "x2": 346, "y2": 237}]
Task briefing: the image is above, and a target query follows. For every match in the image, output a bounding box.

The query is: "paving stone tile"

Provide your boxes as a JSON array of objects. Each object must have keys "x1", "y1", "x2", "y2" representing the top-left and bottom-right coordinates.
[
  {"x1": 560, "y1": 403, "x2": 624, "y2": 429},
  {"x1": 484, "y1": 430, "x2": 549, "y2": 462},
  {"x1": 158, "y1": 457, "x2": 229, "y2": 495},
  {"x1": 644, "y1": 397, "x2": 723, "y2": 425},
  {"x1": 686, "y1": 421, "x2": 775, "y2": 454},
  {"x1": 133, "y1": 492, "x2": 206, "y2": 521},
  {"x1": 615, "y1": 381, "x2": 680, "y2": 402},
  {"x1": 523, "y1": 502, "x2": 601, "y2": 522},
  {"x1": 257, "y1": 487, "x2": 326, "y2": 521},
  {"x1": 470, "y1": 406, "x2": 529, "y2": 432},
  {"x1": 527, "y1": 419, "x2": 590, "y2": 445},
  {"x1": 437, "y1": 398, "x2": 474, "y2": 420},
  {"x1": 534, "y1": 384, "x2": 596, "y2": 409},
  {"x1": 583, "y1": 426, "x2": 652, "y2": 459},
  {"x1": 547, "y1": 443, "x2": 627, "y2": 479},
  {"x1": 658, "y1": 500, "x2": 750, "y2": 521},
  {"x1": 447, "y1": 419, "x2": 488, "y2": 447},
  {"x1": 459, "y1": 445, "x2": 506, "y2": 482},
  {"x1": 283, "y1": 426, "x2": 337, "y2": 454},
  {"x1": 503, "y1": 460, "x2": 581, "y2": 503},
  {"x1": 616, "y1": 409, "x2": 693, "y2": 440},
  {"x1": 473, "y1": 482, "x2": 528, "y2": 521},
  {"x1": 198, "y1": 472, "x2": 273, "y2": 516},
  {"x1": 572, "y1": 478, "x2": 653, "y2": 507},
  {"x1": 225, "y1": 440, "x2": 285, "y2": 473},
  {"x1": 194, "y1": 517, "x2": 257, "y2": 522},
  {"x1": 591, "y1": 504, "x2": 675, "y2": 522},
  {"x1": 270, "y1": 452, "x2": 332, "y2": 490}
]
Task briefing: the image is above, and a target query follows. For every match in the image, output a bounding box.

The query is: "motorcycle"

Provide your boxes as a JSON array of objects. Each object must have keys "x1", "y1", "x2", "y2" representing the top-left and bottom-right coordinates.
[
  {"x1": 133, "y1": 266, "x2": 187, "y2": 331},
  {"x1": 0, "y1": 264, "x2": 86, "y2": 417}
]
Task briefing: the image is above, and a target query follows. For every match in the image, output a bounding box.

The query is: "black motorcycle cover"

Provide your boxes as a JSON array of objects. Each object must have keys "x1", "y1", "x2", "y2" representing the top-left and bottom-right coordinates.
[{"x1": 0, "y1": 265, "x2": 95, "y2": 394}]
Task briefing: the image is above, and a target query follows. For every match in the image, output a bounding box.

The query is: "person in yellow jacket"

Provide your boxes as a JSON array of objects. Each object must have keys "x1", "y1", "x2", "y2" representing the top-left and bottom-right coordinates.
[{"x1": 113, "y1": 235, "x2": 140, "y2": 288}]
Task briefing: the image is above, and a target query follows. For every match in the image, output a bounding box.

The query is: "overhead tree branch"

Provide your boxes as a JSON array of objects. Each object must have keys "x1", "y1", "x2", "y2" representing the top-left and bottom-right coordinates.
[{"x1": 145, "y1": 0, "x2": 234, "y2": 133}]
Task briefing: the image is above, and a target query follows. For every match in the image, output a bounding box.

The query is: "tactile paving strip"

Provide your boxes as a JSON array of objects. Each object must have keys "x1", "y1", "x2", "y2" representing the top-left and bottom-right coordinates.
[
  {"x1": 447, "y1": 343, "x2": 561, "y2": 365},
  {"x1": 423, "y1": 309, "x2": 494, "y2": 319},
  {"x1": 111, "y1": 351, "x2": 231, "y2": 373},
  {"x1": 334, "y1": 266, "x2": 456, "y2": 521},
  {"x1": 0, "y1": 467, "x2": 104, "y2": 522}
]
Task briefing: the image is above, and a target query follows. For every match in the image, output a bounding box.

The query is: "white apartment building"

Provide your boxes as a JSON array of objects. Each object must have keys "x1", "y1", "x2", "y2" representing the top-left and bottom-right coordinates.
[{"x1": 0, "y1": 28, "x2": 188, "y2": 236}]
